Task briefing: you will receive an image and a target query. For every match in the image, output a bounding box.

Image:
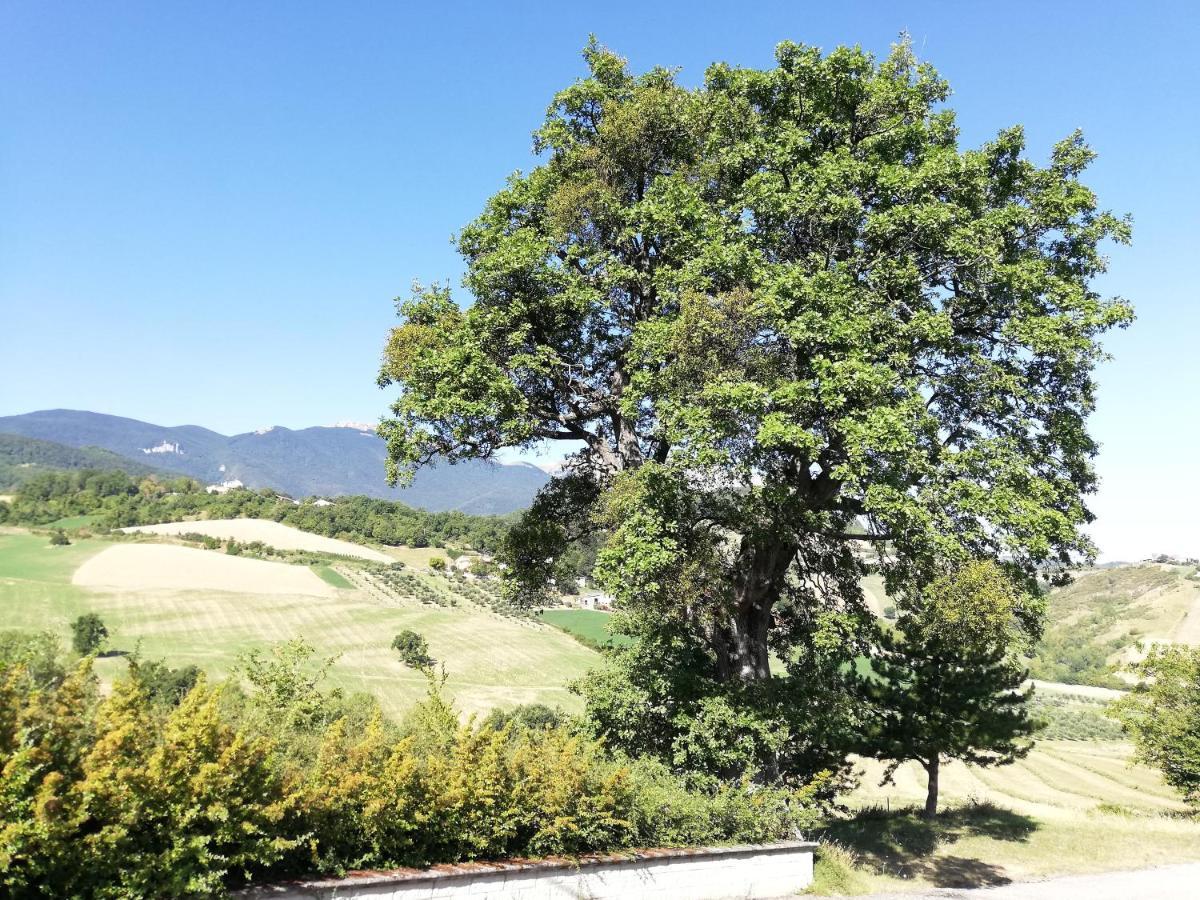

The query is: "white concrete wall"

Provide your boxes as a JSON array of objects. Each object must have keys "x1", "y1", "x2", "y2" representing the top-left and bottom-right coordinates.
[{"x1": 242, "y1": 841, "x2": 817, "y2": 900}]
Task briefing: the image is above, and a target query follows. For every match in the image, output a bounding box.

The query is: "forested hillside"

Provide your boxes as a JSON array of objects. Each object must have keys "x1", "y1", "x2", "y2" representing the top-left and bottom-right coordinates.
[
  {"x1": 1029, "y1": 562, "x2": 1200, "y2": 687},
  {"x1": 0, "y1": 433, "x2": 166, "y2": 489}
]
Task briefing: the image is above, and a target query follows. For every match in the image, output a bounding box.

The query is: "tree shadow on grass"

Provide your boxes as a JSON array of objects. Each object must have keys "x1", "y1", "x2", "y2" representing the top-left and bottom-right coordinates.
[{"x1": 816, "y1": 801, "x2": 1037, "y2": 888}]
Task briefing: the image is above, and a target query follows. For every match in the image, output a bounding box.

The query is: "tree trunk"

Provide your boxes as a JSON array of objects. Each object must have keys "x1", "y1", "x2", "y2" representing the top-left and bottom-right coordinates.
[
  {"x1": 923, "y1": 757, "x2": 940, "y2": 819},
  {"x1": 713, "y1": 538, "x2": 793, "y2": 682}
]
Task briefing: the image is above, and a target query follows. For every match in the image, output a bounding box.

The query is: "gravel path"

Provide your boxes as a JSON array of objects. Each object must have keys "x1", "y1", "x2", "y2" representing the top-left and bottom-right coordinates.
[{"x1": 863, "y1": 862, "x2": 1200, "y2": 899}]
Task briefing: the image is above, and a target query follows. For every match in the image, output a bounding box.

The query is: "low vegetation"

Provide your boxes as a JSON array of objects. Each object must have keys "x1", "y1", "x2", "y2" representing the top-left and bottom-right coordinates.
[
  {"x1": 1029, "y1": 693, "x2": 1124, "y2": 742},
  {"x1": 0, "y1": 635, "x2": 821, "y2": 897},
  {"x1": 1028, "y1": 564, "x2": 1200, "y2": 688},
  {"x1": 804, "y1": 741, "x2": 1200, "y2": 894}
]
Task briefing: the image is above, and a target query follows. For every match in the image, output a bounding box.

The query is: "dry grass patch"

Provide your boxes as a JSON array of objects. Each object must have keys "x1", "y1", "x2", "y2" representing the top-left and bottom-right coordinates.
[{"x1": 73, "y1": 543, "x2": 336, "y2": 596}]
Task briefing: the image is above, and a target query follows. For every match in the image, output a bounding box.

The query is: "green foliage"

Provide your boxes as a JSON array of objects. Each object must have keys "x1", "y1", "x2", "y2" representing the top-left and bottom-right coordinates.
[
  {"x1": 1029, "y1": 693, "x2": 1123, "y2": 742},
  {"x1": 0, "y1": 662, "x2": 293, "y2": 897},
  {"x1": 0, "y1": 652, "x2": 822, "y2": 896},
  {"x1": 575, "y1": 623, "x2": 861, "y2": 789},
  {"x1": 48, "y1": 529, "x2": 71, "y2": 546},
  {"x1": 3, "y1": 468, "x2": 512, "y2": 551},
  {"x1": 235, "y1": 639, "x2": 344, "y2": 733},
  {"x1": 0, "y1": 630, "x2": 66, "y2": 688},
  {"x1": 391, "y1": 630, "x2": 435, "y2": 670},
  {"x1": 862, "y1": 563, "x2": 1036, "y2": 816},
  {"x1": 428, "y1": 556, "x2": 446, "y2": 572},
  {"x1": 129, "y1": 657, "x2": 203, "y2": 707},
  {"x1": 377, "y1": 37, "x2": 1131, "y2": 789},
  {"x1": 917, "y1": 561, "x2": 1044, "y2": 652},
  {"x1": 1109, "y1": 645, "x2": 1200, "y2": 805},
  {"x1": 70, "y1": 613, "x2": 108, "y2": 656},
  {"x1": 481, "y1": 702, "x2": 567, "y2": 734}
]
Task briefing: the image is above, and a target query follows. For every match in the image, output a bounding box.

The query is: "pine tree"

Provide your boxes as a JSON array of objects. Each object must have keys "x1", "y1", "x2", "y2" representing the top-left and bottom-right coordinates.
[{"x1": 864, "y1": 562, "x2": 1038, "y2": 817}]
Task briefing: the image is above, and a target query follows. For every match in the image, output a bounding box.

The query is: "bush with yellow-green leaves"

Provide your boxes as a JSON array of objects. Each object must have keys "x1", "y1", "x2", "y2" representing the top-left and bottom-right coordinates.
[{"x1": 0, "y1": 634, "x2": 821, "y2": 898}]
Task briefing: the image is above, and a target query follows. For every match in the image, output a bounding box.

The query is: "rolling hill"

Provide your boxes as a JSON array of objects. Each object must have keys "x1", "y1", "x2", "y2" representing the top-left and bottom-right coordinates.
[
  {"x1": 1029, "y1": 562, "x2": 1200, "y2": 687},
  {"x1": 0, "y1": 432, "x2": 169, "y2": 489},
  {"x1": 0, "y1": 525, "x2": 595, "y2": 717},
  {"x1": 0, "y1": 409, "x2": 550, "y2": 514}
]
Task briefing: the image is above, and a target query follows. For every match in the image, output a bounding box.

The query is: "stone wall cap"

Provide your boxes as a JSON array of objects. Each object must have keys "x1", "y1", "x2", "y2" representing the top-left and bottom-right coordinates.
[{"x1": 237, "y1": 840, "x2": 819, "y2": 896}]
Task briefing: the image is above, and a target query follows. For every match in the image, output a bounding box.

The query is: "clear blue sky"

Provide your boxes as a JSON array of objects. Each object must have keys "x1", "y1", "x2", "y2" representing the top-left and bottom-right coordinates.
[{"x1": 2, "y1": 1, "x2": 1197, "y2": 560}]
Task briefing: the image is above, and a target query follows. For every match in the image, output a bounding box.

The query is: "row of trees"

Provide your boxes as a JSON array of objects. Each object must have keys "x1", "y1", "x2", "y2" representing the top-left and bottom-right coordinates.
[{"x1": 0, "y1": 469, "x2": 513, "y2": 551}]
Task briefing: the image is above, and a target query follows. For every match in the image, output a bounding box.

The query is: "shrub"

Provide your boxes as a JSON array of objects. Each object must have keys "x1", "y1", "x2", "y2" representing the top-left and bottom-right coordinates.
[
  {"x1": 70, "y1": 613, "x2": 108, "y2": 655},
  {"x1": 391, "y1": 630, "x2": 435, "y2": 670},
  {"x1": 0, "y1": 630, "x2": 65, "y2": 687},
  {"x1": 131, "y1": 657, "x2": 203, "y2": 706},
  {"x1": 0, "y1": 647, "x2": 823, "y2": 897},
  {"x1": 49, "y1": 528, "x2": 71, "y2": 546},
  {"x1": 428, "y1": 556, "x2": 446, "y2": 572},
  {"x1": 0, "y1": 663, "x2": 294, "y2": 896},
  {"x1": 482, "y1": 703, "x2": 566, "y2": 734}
]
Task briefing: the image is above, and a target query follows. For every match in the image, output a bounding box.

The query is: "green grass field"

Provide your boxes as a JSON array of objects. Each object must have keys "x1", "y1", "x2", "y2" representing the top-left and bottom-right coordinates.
[
  {"x1": 46, "y1": 514, "x2": 102, "y2": 529},
  {"x1": 312, "y1": 564, "x2": 354, "y2": 589},
  {"x1": 0, "y1": 529, "x2": 111, "y2": 625},
  {"x1": 0, "y1": 529, "x2": 597, "y2": 718},
  {"x1": 538, "y1": 608, "x2": 631, "y2": 648}
]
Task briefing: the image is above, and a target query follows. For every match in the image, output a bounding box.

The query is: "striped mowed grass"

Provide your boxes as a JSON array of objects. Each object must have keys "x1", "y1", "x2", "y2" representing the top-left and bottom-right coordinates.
[
  {"x1": 0, "y1": 530, "x2": 596, "y2": 718},
  {"x1": 820, "y1": 743, "x2": 1200, "y2": 894}
]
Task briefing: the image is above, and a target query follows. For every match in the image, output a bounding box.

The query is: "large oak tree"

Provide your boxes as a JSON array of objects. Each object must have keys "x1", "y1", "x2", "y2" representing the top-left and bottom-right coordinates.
[{"x1": 379, "y1": 39, "x2": 1131, "y2": 779}]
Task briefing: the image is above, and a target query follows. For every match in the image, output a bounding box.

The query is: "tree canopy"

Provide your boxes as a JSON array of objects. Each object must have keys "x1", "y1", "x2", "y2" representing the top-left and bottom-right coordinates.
[
  {"x1": 1110, "y1": 645, "x2": 1200, "y2": 805},
  {"x1": 379, "y1": 38, "x2": 1131, "y2": 782}
]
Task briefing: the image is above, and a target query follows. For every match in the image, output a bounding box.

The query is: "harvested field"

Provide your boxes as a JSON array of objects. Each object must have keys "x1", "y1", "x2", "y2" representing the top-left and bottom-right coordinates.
[
  {"x1": 73, "y1": 543, "x2": 336, "y2": 596},
  {"x1": 848, "y1": 741, "x2": 1190, "y2": 820},
  {"x1": 1, "y1": 530, "x2": 595, "y2": 718},
  {"x1": 817, "y1": 742, "x2": 1200, "y2": 895},
  {"x1": 120, "y1": 518, "x2": 393, "y2": 563}
]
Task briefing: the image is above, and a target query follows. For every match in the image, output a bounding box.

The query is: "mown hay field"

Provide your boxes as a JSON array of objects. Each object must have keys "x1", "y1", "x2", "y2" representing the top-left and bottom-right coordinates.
[
  {"x1": 816, "y1": 743, "x2": 1200, "y2": 894},
  {"x1": 0, "y1": 530, "x2": 596, "y2": 718}
]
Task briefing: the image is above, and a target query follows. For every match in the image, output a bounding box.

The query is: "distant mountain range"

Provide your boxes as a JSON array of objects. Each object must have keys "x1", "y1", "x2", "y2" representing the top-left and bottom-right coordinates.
[{"x1": 0, "y1": 410, "x2": 549, "y2": 515}]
